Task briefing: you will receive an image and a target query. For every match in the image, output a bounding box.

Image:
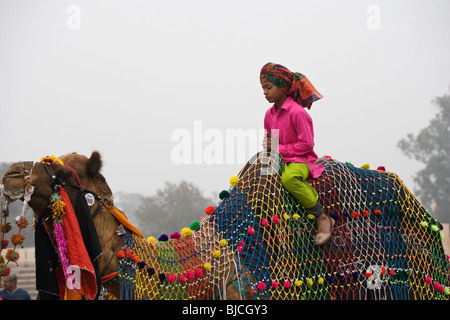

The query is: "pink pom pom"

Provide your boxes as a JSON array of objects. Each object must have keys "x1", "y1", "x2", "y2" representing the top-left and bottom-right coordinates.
[
  {"x1": 167, "y1": 274, "x2": 176, "y2": 283},
  {"x1": 237, "y1": 240, "x2": 244, "y2": 253},
  {"x1": 426, "y1": 276, "x2": 432, "y2": 284},
  {"x1": 170, "y1": 232, "x2": 181, "y2": 239},
  {"x1": 272, "y1": 215, "x2": 279, "y2": 224},
  {"x1": 324, "y1": 155, "x2": 332, "y2": 159},
  {"x1": 283, "y1": 280, "x2": 291, "y2": 288},
  {"x1": 178, "y1": 275, "x2": 187, "y2": 283},
  {"x1": 377, "y1": 166, "x2": 386, "y2": 171},
  {"x1": 196, "y1": 268, "x2": 203, "y2": 277},
  {"x1": 261, "y1": 219, "x2": 268, "y2": 227},
  {"x1": 187, "y1": 270, "x2": 195, "y2": 280},
  {"x1": 248, "y1": 226, "x2": 255, "y2": 235},
  {"x1": 257, "y1": 282, "x2": 266, "y2": 291},
  {"x1": 433, "y1": 282, "x2": 440, "y2": 290},
  {"x1": 271, "y1": 281, "x2": 278, "y2": 289}
]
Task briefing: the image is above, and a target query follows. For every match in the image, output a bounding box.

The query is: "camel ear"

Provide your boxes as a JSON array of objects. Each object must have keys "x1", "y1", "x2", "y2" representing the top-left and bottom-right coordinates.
[{"x1": 86, "y1": 151, "x2": 102, "y2": 177}]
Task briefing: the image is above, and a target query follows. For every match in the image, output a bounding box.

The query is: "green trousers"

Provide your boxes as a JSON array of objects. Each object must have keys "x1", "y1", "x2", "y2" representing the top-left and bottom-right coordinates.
[{"x1": 281, "y1": 162, "x2": 319, "y2": 212}]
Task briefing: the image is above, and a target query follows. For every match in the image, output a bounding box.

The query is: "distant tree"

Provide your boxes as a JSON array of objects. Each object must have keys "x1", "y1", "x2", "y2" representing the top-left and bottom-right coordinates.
[
  {"x1": 135, "y1": 181, "x2": 214, "y2": 238},
  {"x1": 397, "y1": 87, "x2": 450, "y2": 223}
]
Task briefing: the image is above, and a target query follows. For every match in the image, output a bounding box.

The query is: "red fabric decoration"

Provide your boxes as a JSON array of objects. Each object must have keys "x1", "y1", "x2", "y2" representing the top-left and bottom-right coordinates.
[{"x1": 58, "y1": 188, "x2": 98, "y2": 300}]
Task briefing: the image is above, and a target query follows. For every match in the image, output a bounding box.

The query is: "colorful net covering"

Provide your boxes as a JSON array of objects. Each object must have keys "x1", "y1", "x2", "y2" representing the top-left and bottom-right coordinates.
[
  {"x1": 117, "y1": 216, "x2": 237, "y2": 300},
  {"x1": 117, "y1": 152, "x2": 450, "y2": 300}
]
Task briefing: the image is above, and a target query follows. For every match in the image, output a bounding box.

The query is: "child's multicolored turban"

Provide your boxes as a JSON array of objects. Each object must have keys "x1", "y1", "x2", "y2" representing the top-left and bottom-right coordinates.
[{"x1": 260, "y1": 62, "x2": 323, "y2": 109}]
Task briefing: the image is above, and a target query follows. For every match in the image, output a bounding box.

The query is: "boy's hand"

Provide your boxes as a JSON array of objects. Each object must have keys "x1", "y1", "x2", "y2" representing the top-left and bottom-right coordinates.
[{"x1": 263, "y1": 132, "x2": 272, "y2": 149}]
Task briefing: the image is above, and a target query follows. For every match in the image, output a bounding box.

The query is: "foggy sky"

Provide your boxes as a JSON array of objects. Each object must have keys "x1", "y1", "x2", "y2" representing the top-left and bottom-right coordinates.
[{"x1": 1, "y1": 0, "x2": 449, "y2": 201}]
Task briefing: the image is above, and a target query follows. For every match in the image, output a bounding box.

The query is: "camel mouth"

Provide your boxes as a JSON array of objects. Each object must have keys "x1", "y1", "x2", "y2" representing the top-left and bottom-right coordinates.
[
  {"x1": 0, "y1": 177, "x2": 26, "y2": 202},
  {"x1": 1, "y1": 185, "x2": 25, "y2": 202},
  {"x1": 2, "y1": 166, "x2": 31, "y2": 202}
]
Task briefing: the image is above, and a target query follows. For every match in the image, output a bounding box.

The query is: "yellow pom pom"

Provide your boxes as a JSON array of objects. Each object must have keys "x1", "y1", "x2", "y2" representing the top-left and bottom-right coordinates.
[
  {"x1": 204, "y1": 263, "x2": 212, "y2": 271},
  {"x1": 361, "y1": 163, "x2": 370, "y2": 170},
  {"x1": 220, "y1": 239, "x2": 228, "y2": 247},
  {"x1": 293, "y1": 214, "x2": 300, "y2": 220},
  {"x1": 147, "y1": 236, "x2": 156, "y2": 243},
  {"x1": 283, "y1": 213, "x2": 290, "y2": 221},
  {"x1": 181, "y1": 228, "x2": 193, "y2": 237},
  {"x1": 212, "y1": 250, "x2": 221, "y2": 258},
  {"x1": 307, "y1": 214, "x2": 315, "y2": 220},
  {"x1": 229, "y1": 176, "x2": 239, "y2": 186},
  {"x1": 318, "y1": 277, "x2": 324, "y2": 285},
  {"x1": 307, "y1": 278, "x2": 313, "y2": 287},
  {"x1": 294, "y1": 280, "x2": 303, "y2": 287},
  {"x1": 40, "y1": 155, "x2": 64, "y2": 165}
]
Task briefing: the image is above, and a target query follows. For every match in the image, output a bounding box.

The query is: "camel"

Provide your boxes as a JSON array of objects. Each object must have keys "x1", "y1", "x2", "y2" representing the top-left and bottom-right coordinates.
[
  {"x1": 0, "y1": 151, "x2": 251, "y2": 300},
  {"x1": 1, "y1": 150, "x2": 449, "y2": 300}
]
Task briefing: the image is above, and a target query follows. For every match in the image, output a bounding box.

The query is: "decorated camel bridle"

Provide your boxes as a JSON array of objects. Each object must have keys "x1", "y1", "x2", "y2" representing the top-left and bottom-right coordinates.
[
  {"x1": 38, "y1": 156, "x2": 144, "y2": 275},
  {"x1": 5, "y1": 156, "x2": 140, "y2": 291}
]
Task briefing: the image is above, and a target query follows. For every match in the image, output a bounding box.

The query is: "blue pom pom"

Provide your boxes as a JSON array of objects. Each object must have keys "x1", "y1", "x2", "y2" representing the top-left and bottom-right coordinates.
[
  {"x1": 158, "y1": 234, "x2": 169, "y2": 242},
  {"x1": 326, "y1": 275, "x2": 335, "y2": 284},
  {"x1": 331, "y1": 212, "x2": 340, "y2": 221},
  {"x1": 147, "y1": 267, "x2": 156, "y2": 275},
  {"x1": 159, "y1": 273, "x2": 166, "y2": 281}
]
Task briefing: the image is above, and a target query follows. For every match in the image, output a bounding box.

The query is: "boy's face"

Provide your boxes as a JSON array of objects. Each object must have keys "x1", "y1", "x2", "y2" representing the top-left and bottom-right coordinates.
[{"x1": 261, "y1": 78, "x2": 287, "y2": 104}]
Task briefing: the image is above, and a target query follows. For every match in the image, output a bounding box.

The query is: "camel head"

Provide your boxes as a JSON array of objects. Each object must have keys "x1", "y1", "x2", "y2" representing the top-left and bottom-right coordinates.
[
  {"x1": 2, "y1": 151, "x2": 122, "y2": 299},
  {"x1": 1, "y1": 160, "x2": 76, "y2": 216},
  {"x1": 1, "y1": 152, "x2": 110, "y2": 217}
]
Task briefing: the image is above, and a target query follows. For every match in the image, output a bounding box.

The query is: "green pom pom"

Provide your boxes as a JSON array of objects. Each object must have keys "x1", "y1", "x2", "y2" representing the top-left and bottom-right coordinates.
[
  {"x1": 444, "y1": 287, "x2": 450, "y2": 295},
  {"x1": 190, "y1": 221, "x2": 200, "y2": 231},
  {"x1": 219, "y1": 190, "x2": 230, "y2": 200},
  {"x1": 431, "y1": 225, "x2": 439, "y2": 232},
  {"x1": 420, "y1": 221, "x2": 428, "y2": 228}
]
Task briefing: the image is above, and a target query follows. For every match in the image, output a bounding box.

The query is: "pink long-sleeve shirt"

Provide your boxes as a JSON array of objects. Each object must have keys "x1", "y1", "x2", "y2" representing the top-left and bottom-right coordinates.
[{"x1": 264, "y1": 96, "x2": 324, "y2": 178}]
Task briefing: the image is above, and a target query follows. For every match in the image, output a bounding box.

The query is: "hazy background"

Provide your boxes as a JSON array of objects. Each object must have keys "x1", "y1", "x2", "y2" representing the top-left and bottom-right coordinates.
[{"x1": 1, "y1": 0, "x2": 449, "y2": 201}]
